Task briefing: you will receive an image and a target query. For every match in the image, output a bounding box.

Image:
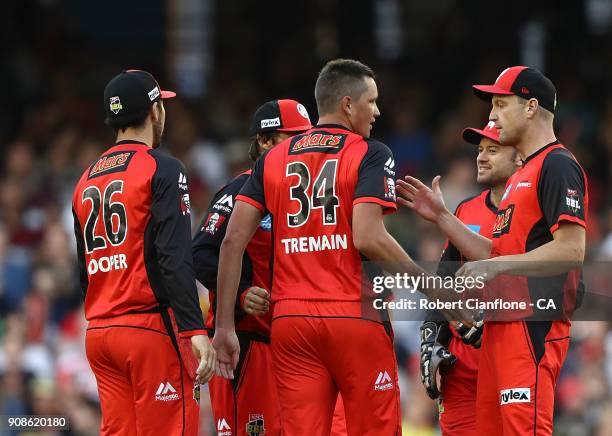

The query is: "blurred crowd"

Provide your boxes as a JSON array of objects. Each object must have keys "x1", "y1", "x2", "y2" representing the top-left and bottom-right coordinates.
[{"x1": 1, "y1": 1, "x2": 612, "y2": 435}]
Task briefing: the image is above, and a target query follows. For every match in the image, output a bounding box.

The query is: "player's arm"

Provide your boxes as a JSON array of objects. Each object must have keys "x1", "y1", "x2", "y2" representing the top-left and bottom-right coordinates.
[
  {"x1": 213, "y1": 154, "x2": 267, "y2": 378},
  {"x1": 216, "y1": 201, "x2": 262, "y2": 330},
  {"x1": 192, "y1": 175, "x2": 255, "y2": 306},
  {"x1": 396, "y1": 175, "x2": 492, "y2": 260},
  {"x1": 353, "y1": 140, "x2": 474, "y2": 325},
  {"x1": 459, "y1": 152, "x2": 586, "y2": 279},
  {"x1": 72, "y1": 208, "x2": 89, "y2": 300},
  {"x1": 150, "y1": 153, "x2": 215, "y2": 383}
]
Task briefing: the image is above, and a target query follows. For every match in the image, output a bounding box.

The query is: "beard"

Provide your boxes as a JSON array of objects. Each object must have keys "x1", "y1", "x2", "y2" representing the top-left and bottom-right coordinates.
[{"x1": 152, "y1": 119, "x2": 164, "y2": 149}]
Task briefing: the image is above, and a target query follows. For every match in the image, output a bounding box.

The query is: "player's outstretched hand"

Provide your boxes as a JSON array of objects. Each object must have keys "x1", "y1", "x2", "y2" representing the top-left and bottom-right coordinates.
[
  {"x1": 242, "y1": 286, "x2": 270, "y2": 316},
  {"x1": 212, "y1": 328, "x2": 240, "y2": 380},
  {"x1": 190, "y1": 334, "x2": 216, "y2": 384},
  {"x1": 456, "y1": 259, "x2": 502, "y2": 282},
  {"x1": 396, "y1": 175, "x2": 448, "y2": 223}
]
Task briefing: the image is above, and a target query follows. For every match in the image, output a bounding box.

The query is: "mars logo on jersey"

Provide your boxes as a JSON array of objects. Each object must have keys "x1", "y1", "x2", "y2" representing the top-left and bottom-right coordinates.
[
  {"x1": 88, "y1": 151, "x2": 134, "y2": 179},
  {"x1": 290, "y1": 132, "x2": 346, "y2": 153},
  {"x1": 492, "y1": 204, "x2": 515, "y2": 237},
  {"x1": 566, "y1": 189, "x2": 581, "y2": 213},
  {"x1": 246, "y1": 414, "x2": 265, "y2": 436},
  {"x1": 203, "y1": 212, "x2": 226, "y2": 235}
]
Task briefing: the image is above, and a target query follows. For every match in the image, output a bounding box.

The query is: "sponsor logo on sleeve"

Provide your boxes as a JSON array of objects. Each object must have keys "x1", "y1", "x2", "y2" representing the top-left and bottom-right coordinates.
[
  {"x1": 203, "y1": 212, "x2": 226, "y2": 235},
  {"x1": 515, "y1": 181, "x2": 532, "y2": 189},
  {"x1": 178, "y1": 173, "x2": 188, "y2": 191},
  {"x1": 566, "y1": 188, "x2": 581, "y2": 213},
  {"x1": 500, "y1": 387, "x2": 530, "y2": 405},
  {"x1": 384, "y1": 176, "x2": 396, "y2": 201},
  {"x1": 180, "y1": 193, "x2": 191, "y2": 215},
  {"x1": 212, "y1": 194, "x2": 234, "y2": 213},
  {"x1": 383, "y1": 157, "x2": 396, "y2": 176},
  {"x1": 259, "y1": 214, "x2": 272, "y2": 231}
]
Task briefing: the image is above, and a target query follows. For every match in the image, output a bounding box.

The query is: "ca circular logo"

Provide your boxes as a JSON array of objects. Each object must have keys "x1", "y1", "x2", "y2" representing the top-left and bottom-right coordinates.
[{"x1": 297, "y1": 104, "x2": 310, "y2": 121}]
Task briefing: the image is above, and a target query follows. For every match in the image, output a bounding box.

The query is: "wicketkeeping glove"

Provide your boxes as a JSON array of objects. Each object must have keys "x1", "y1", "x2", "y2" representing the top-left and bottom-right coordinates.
[
  {"x1": 420, "y1": 321, "x2": 457, "y2": 400},
  {"x1": 454, "y1": 310, "x2": 484, "y2": 348}
]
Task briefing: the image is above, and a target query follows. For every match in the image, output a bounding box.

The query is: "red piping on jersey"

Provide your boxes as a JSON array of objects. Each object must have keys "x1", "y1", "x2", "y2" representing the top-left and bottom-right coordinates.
[
  {"x1": 236, "y1": 194, "x2": 265, "y2": 213},
  {"x1": 353, "y1": 196, "x2": 397, "y2": 213},
  {"x1": 550, "y1": 215, "x2": 586, "y2": 234},
  {"x1": 178, "y1": 329, "x2": 207, "y2": 339}
]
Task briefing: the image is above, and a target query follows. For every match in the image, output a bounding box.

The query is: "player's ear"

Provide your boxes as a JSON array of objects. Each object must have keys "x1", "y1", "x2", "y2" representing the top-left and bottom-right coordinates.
[
  {"x1": 341, "y1": 95, "x2": 352, "y2": 117},
  {"x1": 525, "y1": 98, "x2": 538, "y2": 119}
]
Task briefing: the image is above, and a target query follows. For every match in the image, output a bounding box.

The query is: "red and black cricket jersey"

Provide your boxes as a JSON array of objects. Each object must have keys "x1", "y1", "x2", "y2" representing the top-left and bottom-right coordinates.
[
  {"x1": 72, "y1": 141, "x2": 205, "y2": 338},
  {"x1": 192, "y1": 170, "x2": 272, "y2": 339},
  {"x1": 489, "y1": 141, "x2": 588, "y2": 319},
  {"x1": 237, "y1": 124, "x2": 397, "y2": 317},
  {"x1": 428, "y1": 189, "x2": 497, "y2": 326}
]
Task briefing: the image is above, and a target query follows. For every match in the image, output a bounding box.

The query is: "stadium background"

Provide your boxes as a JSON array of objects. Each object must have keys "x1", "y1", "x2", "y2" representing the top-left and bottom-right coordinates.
[{"x1": 0, "y1": 0, "x2": 611, "y2": 434}]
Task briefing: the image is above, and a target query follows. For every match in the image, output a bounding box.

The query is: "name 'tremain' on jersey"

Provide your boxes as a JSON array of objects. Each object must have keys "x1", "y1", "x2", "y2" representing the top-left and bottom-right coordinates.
[{"x1": 237, "y1": 124, "x2": 397, "y2": 305}]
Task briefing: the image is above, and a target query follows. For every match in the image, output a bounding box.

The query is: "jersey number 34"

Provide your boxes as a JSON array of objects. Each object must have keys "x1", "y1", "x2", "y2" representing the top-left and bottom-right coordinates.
[{"x1": 286, "y1": 160, "x2": 339, "y2": 227}]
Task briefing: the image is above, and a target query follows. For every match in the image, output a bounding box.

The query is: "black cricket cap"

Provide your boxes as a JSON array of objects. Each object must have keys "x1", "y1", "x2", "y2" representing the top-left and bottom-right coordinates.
[
  {"x1": 103, "y1": 70, "x2": 176, "y2": 128},
  {"x1": 472, "y1": 66, "x2": 557, "y2": 113}
]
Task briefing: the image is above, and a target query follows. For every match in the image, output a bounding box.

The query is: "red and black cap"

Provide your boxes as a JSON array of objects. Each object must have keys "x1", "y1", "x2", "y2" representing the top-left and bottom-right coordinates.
[
  {"x1": 104, "y1": 70, "x2": 176, "y2": 127},
  {"x1": 249, "y1": 99, "x2": 312, "y2": 136},
  {"x1": 462, "y1": 121, "x2": 501, "y2": 145},
  {"x1": 472, "y1": 66, "x2": 557, "y2": 113}
]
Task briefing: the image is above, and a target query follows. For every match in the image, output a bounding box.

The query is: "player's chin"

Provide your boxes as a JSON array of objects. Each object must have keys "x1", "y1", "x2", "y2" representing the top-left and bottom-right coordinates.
[{"x1": 476, "y1": 173, "x2": 491, "y2": 184}]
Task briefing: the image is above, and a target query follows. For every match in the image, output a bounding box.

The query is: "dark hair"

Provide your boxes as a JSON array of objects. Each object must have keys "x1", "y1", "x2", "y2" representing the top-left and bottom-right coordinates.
[
  {"x1": 107, "y1": 101, "x2": 161, "y2": 133},
  {"x1": 249, "y1": 132, "x2": 282, "y2": 162},
  {"x1": 314, "y1": 58, "x2": 375, "y2": 115}
]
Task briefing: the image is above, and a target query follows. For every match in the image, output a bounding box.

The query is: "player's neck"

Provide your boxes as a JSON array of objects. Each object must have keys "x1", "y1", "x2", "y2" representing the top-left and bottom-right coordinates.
[
  {"x1": 489, "y1": 185, "x2": 505, "y2": 208},
  {"x1": 317, "y1": 115, "x2": 351, "y2": 131},
  {"x1": 514, "y1": 124, "x2": 557, "y2": 161},
  {"x1": 115, "y1": 126, "x2": 153, "y2": 148}
]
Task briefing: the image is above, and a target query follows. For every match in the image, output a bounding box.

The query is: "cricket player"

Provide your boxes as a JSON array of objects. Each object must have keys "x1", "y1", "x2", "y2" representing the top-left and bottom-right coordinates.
[
  {"x1": 212, "y1": 58, "x2": 473, "y2": 435},
  {"x1": 420, "y1": 122, "x2": 520, "y2": 435},
  {"x1": 72, "y1": 70, "x2": 215, "y2": 436},
  {"x1": 399, "y1": 66, "x2": 587, "y2": 435},
  {"x1": 192, "y1": 99, "x2": 342, "y2": 436}
]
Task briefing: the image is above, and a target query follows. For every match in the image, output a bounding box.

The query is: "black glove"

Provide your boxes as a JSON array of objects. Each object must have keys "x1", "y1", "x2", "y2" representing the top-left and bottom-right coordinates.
[
  {"x1": 455, "y1": 310, "x2": 484, "y2": 348},
  {"x1": 420, "y1": 321, "x2": 457, "y2": 400}
]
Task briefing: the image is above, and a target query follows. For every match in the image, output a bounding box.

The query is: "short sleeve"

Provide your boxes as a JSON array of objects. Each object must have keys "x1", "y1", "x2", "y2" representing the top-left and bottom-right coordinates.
[
  {"x1": 237, "y1": 152, "x2": 266, "y2": 212},
  {"x1": 353, "y1": 139, "x2": 397, "y2": 214},
  {"x1": 537, "y1": 150, "x2": 587, "y2": 234}
]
